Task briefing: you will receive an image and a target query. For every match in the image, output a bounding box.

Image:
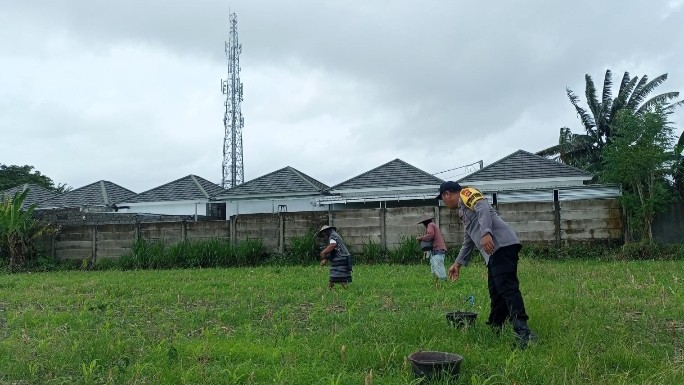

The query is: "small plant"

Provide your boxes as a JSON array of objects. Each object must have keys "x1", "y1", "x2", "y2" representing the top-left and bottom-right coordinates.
[
  {"x1": 361, "y1": 237, "x2": 383, "y2": 264},
  {"x1": 386, "y1": 235, "x2": 421, "y2": 264},
  {"x1": 233, "y1": 238, "x2": 266, "y2": 266},
  {"x1": 118, "y1": 238, "x2": 166, "y2": 269},
  {"x1": 285, "y1": 229, "x2": 319, "y2": 265}
]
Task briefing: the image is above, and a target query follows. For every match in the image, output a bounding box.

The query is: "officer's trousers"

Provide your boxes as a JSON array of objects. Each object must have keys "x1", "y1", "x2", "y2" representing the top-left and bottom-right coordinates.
[{"x1": 486, "y1": 244, "x2": 529, "y2": 326}]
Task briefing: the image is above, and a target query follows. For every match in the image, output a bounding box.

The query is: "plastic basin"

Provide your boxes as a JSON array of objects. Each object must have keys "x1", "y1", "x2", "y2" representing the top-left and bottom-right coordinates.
[
  {"x1": 408, "y1": 351, "x2": 463, "y2": 380},
  {"x1": 446, "y1": 311, "x2": 477, "y2": 328}
]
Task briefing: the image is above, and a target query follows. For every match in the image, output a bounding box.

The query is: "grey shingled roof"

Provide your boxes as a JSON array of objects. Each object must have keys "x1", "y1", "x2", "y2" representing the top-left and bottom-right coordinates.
[
  {"x1": 0, "y1": 183, "x2": 59, "y2": 210},
  {"x1": 332, "y1": 159, "x2": 444, "y2": 190},
  {"x1": 122, "y1": 175, "x2": 229, "y2": 203},
  {"x1": 220, "y1": 167, "x2": 329, "y2": 197},
  {"x1": 458, "y1": 150, "x2": 593, "y2": 182},
  {"x1": 40, "y1": 180, "x2": 136, "y2": 208}
]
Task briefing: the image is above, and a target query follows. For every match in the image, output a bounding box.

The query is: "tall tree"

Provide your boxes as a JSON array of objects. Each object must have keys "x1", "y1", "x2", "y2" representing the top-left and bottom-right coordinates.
[
  {"x1": 0, "y1": 164, "x2": 69, "y2": 193},
  {"x1": 599, "y1": 109, "x2": 676, "y2": 242},
  {"x1": 538, "y1": 70, "x2": 684, "y2": 173}
]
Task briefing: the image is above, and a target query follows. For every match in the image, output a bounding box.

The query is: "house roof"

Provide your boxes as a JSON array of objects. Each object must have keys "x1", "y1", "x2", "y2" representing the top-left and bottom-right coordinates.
[
  {"x1": 219, "y1": 166, "x2": 329, "y2": 197},
  {"x1": 0, "y1": 183, "x2": 60, "y2": 210},
  {"x1": 40, "y1": 180, "x2": 136, "y2": 208},
  {"x1": 458, "y1": 150, "x2": 593, "y2": 183},
  {"x1": 122, "y1": 175, "x2": 229, "y2": 203},
  {"x1": 331, "y1": 159, "x2": 444, "y2": 191}
]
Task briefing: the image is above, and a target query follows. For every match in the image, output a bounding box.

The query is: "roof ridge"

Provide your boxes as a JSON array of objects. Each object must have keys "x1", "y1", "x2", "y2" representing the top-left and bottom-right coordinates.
[
  {"x1": 286, "y1": 166, "x2": 327, "y2": 191},
  {"x1": 395, "y1": 158, "x2": 444, "y2": 181},
  {"x1": 331, "y1": 158, "x2": 399, "y2": 189},
  {"x1": 459, "y1": 150, "x2": 523, "y2": 180},
  {"x1": 226, "y1": 166, "x2": 290, "y2": 190},
  {"x1": 100, "y1": 180, "x2": 110, "y2": 205},
  {"x1": 332, "y1": 158, "x2": 443, "y2": 189},
  {"x1": 522, "y1": 149, "x2": 594, "y2": 175},
  {"x1": 134, "y1": 175, "x2": 195, "y2": 195},
  {"x1": 190, "y1": 175, "x2": 210, "y2": 199},
  {"x1": 458, "y1": 149, "x2": 593, "y2": 182}
]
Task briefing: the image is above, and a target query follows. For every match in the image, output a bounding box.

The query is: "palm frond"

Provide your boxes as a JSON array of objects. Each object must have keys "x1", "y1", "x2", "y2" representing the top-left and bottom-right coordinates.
[
  {"x1": 599, "y1": 69, "x2": 614, "y2": 138},
  {"x1": 626, "y1": 75, "x2": 649, "y2": 110},
  {"x1": 628, "y1": 74, "x2": 670, "y2": 110},
  {"x1": 664, "y1": 99, "x2": 684, "y2": 113},
  {"x1": 601, "y1": 69, "x2": 613, "y2": 111},
  {"x1": 611, "y1": 73, "x2": 637, "y2": 117},
  {"x1": 636, "y1": 92, "x2": 681, "y2": 113},
  {"x1": 584, "y1": 74, "x2": 601, "y2": 125},
  {"x1": 567, "y1": 87, "x2": 596, "y2": 135},
  {"x1": 536, "y1": 144, "x2": 561, "y2": 158}
]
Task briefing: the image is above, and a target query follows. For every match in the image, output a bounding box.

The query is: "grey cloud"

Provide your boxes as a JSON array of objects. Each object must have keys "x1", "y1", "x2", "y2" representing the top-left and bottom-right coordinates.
[{"x1": 1, "y1": 0, "x2": 683, "y2": 191}]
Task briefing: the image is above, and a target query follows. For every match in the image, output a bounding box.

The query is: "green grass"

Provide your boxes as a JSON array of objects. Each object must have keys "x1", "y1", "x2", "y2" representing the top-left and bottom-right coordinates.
[{"x1": 0, "y1": 259, "x2": 682, "y2": 384}]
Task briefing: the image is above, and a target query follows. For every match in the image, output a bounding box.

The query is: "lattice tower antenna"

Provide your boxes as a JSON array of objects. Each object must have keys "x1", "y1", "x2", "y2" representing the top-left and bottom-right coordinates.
[{"x1": 221, "y1": 12, "x2": 244, "y2": 188}]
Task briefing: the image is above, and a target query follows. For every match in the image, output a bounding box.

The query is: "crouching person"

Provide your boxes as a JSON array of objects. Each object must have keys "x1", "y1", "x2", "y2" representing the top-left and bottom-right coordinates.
[{"x1": 318, "y1": 225, "x2": 353, "y2": 290}]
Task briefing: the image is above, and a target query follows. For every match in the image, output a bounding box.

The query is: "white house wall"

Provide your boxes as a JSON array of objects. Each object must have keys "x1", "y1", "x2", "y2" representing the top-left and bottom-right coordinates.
[
  {"x1": 118, "y1": 201, "x2": 208, "y2": 216},
  {"x1": 225, "y1": 197, "x2": 327, "y2": 216},
  {"x1": 464, "y1": 178, "x2": 588, "y2": 191}
]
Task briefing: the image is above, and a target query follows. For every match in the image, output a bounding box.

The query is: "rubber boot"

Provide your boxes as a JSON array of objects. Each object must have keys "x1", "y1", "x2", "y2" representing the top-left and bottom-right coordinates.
[{"x1": 513, "y1": 320, "x2": 538, "y2": 349}]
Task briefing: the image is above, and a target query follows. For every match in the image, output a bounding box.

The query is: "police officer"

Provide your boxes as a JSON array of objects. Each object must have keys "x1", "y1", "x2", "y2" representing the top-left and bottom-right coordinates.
[{"x1": 437, "y1": 181, "x2": 537, "y2": 348}]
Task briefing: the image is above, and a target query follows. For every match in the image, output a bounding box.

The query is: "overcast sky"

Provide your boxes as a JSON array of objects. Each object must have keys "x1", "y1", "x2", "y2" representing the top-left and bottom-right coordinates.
[{"x1": 2, "y1": 0, "x2": 684, "y2": 192}]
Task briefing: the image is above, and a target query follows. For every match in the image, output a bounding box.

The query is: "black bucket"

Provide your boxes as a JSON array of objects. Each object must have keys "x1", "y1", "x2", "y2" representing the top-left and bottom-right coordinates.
[
  {"x1": 408, "y1": 351, "x2": 463, "y2": 381},
  {"x1": 446, "y1": 311, "x2": 477, "y2": 328}
]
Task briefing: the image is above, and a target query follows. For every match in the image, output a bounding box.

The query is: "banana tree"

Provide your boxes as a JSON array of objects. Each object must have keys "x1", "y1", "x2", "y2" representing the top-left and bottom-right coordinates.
[
  {"x1": 0, "y1": 189, "x2": 49, "y2": 271},
  {"x1": 538, "y1": 69, "x2": 684, "y2": 173}
]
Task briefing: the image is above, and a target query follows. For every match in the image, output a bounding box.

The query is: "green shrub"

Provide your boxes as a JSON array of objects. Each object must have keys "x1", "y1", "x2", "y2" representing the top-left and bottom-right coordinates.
[
  {"x1": 284, "y1": 229, "x2": 319, "y2": 265},
  {"x1": 118, "y1": 239, "x2": 166, "y2": 269},
  {"x1": 117, "y1": 238, "x2": 262, "y2": 269},
  {"x1": 386, "y1": 235, "x2": 421, "y2": 264},
  {"x1": 612, "y1": 241, "x2": 684, "y2": 261},
  {"x1": 233, "y1": 238, "x2": 267, "y2": 266},
  {"x1": 520, "y1": 243, "x2": 617, "y2": 260},
  {"x1": 166, "y1": 239, "x2": 232, "y2": 268},
  {"x1": 360, "y1": 237, "x2": 383, "y2": 264}
]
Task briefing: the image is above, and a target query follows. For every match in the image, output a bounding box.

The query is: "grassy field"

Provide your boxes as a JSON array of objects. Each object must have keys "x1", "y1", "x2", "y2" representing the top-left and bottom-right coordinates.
[{"x1": 0, "y1": 259, "x2": 682, "y2": 384}]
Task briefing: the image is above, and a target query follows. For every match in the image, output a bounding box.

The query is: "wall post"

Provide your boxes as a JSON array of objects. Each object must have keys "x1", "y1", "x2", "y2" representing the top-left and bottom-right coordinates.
[
  {"x1": 278, "y1": 212, "x2": 285, "y2": 254},
  {"x1": 91, "y1": 225, "x2": 98, "y2": 266},
  {"x1": 230, "y1": 215, "x2": 237, "y2": 248},
  {"x1": 380, "y1": 206, "x2": 387, "y2": 251},
  {"x1": 553, "y1": 190, "x2": 561, "y2": 247}
]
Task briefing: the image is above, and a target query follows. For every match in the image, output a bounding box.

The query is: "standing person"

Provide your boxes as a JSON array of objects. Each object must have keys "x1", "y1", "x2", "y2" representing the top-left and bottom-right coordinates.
[
  {"x1": 318, "y1": 225, "x2": 353, "y2": 290},
  {"x1": 437, "y1": 181, "x2": 537, "y2": 348},
  {"x1": 416, "y1": 216, "x2": 447, "y2": 282}
]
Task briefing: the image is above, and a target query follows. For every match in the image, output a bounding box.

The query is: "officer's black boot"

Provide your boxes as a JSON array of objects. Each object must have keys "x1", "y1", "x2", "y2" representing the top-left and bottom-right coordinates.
[{"x1": 513, "y1": 320, "x2": 538, "y2": 349}]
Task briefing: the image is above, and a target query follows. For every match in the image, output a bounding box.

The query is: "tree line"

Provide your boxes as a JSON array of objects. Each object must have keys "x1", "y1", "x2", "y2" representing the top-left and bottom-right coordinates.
[{"x1": 0, "y1": 164, "x2": 70, "y2": 193}]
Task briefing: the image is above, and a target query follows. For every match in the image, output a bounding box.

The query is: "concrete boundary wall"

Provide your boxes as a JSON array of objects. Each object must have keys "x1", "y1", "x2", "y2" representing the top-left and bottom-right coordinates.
[{"x1": 36, "y1": 199, "x2": 623, "y2": 261}]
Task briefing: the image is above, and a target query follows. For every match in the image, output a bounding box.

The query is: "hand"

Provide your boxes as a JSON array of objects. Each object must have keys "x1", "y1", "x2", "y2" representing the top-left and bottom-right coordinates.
[
  {"x1": 320, "y1": 251, "x2": 326, "y2": 259},
  {"x1": 416, "y1": 237, "x2": 421, "y2": 242},
  {"x1": 447, "y1": 263, "x2": 461, "y2": 282},
  {"x1": 320, "y1": 259, "x2": 327, "y2": 266},
  {"x1": 481, "y1": 233, "x2": 495, "y2": 255}
]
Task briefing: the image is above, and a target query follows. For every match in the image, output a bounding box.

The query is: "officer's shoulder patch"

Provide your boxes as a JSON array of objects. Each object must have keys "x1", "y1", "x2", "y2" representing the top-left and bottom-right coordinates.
[{"x1": 460, "y1": 187, "x2": 485, "y2": 210}]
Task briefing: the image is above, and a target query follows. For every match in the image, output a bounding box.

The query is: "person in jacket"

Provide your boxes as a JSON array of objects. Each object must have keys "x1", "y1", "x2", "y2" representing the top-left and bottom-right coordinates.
[
  {"x1": 318, "y1": 225, "x2": 353, "y2": 290},
  {"x1": 437, "y1": 181, "x2": 537, "y2": 348},
  {"x1": 416, "y1": 216, "x2": 447, "y2": 282}
]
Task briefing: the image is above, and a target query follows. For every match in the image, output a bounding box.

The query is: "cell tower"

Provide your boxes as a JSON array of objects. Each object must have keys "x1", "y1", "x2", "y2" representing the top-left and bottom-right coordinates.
[{"x1": 221, "y1": 12, "x2": 244, "y2": 188}]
